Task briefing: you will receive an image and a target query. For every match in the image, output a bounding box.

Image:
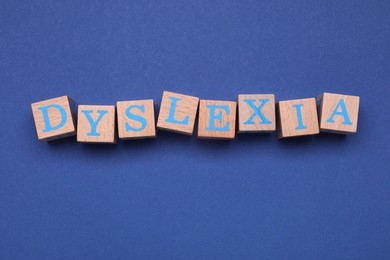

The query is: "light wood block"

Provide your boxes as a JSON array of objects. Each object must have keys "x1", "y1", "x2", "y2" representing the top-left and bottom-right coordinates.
[
  {"x1": 317, "y1": 92, "x2": 360, "y2": 134},
  {"x1": 157, "y1": 91, "x2": 199, "y2": 135},
  {"x1": 117, "y1": 100, "x2": 156, "y2": 139},
  {"x1": 31, "y1": 96, "x2": 76, "y2": 141},
  {"x1": 77, "y1": 105, "x2": 116, "y2": 143},
  {"x1": 238, "y1": 94, "x2": 276, "y2": 133},
  {"x1": 277, "y1": 98, "x2": 319, "y2": 138},
  {"x1": 197, "y1": 100, "x2": 237, "y2": 139}
]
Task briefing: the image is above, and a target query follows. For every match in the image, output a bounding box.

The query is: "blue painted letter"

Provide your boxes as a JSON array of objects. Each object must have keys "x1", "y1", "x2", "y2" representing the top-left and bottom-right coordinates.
[
  {"x1": 125, "y1": 105, "x2": 147, "y2": 132},
  {"x1": 165, "y1": 97, "x2": 189, "y2": 125},
  {"x1": 81, "y1": 110, "x2": 108, "y2": 136},
  {"x1": 243, "y1": 99, "x2": 271, "y2": 125},
  {"x1": 326, "y1": 99, "x2": 352, "y2": 125},
  {"x1": 292, "y1": 104, "x2": 307, "y2": 130},
  {"x1": 38, "y1": 104, "x2": 67, "y2": 132},
  {"x1": 206, "y1": 105, "x2": 230, "y2": 131}
]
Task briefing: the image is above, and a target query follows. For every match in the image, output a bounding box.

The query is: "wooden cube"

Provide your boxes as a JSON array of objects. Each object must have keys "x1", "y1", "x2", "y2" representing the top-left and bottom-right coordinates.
[
  {"x1": 238, "y1": 94, "x2": 276, "y2": 133},
  {"x1": 157, "y1": 91, "x2": 199, "y2": 135},
  {"x1": 197, "y1": 100, "x2": 237, "y2": 139},
  {"x1": 31, "y1": 96, "x2": 76, "y2": 141},
  {"x1": 77, "y1": 105, "x2": 116, "y2": 143},
  {"x1": 277, "y1": 98, "x2": 319, "y2": 138},
  {"x1": 317, "y1": 92, "x2": 360, "y2": 134},
  {"x1": 117, "y1": 100, "x2": 156, "y2": 139}
]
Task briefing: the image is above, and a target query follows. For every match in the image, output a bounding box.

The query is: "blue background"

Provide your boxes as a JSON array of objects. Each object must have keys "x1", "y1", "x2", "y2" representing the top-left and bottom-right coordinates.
[{"x1": 1, "y1": 0, "x2": 390, "y2": 259}]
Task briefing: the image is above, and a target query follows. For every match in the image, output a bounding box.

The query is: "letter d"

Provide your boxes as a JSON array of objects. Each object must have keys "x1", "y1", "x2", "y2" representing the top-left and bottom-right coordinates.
[{"x1": 38, "y1": 104, "x2": 67, "y2": 132}]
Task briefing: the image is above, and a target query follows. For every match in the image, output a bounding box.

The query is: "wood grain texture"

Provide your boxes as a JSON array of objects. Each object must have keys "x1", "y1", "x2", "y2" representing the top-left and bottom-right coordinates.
[
  {"x1": 317, "y1": 92, "x2": 360, "y2": 134},
  {"x1": 197, "y1": 100, "x2": 237, "y2": 139},
  {"x1": 77, "y1": 105, "x2": 116, "y2": 143},
  {"x1": 238, "y1": 94, "x2": 276, "y2": 133},
  {"x1": 157, "y1": 91, "x2": 199, "y2": 135},
  {"x1": 117, "y1": 100, "x2": 156, "y2": 139},
  {"x1": 31, "y1": 96, "x2": 76, "y2": 141},
  {"x1": 277, "y1": 98, "x2": 319, "y2": 138}
]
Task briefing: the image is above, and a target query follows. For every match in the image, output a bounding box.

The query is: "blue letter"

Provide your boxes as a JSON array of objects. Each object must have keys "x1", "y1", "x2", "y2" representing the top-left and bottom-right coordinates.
[
  {"x1": 292, "y1": 104, "x2": 307, "y2": 130},
  {"x1": 125, "y1": 105, "x2": 147, "y2": 132},
  {"x1": 81, "y1": 110, "x2": 108, "y2": 136},
  {"x1": 165, "y1": 97, "x2": 189, "y2": 125},
  {"x1": 206, "y1": 105, "x2": 230, "y2": 131},
  {"x1": 326, "y1": 99, "x2": 352, "y2": 125},
  {"x1": 243, "y1": 99, "x2": 271, "y2": 125},
  {"x1": 38, "y1": 104, "x2": 67, "y2": 132}
]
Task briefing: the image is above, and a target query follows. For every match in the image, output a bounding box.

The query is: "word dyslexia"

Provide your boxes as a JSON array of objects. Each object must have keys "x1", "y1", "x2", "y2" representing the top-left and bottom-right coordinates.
[{"x1": 31, "y1": 91, "x2": 360, "y2": 143}]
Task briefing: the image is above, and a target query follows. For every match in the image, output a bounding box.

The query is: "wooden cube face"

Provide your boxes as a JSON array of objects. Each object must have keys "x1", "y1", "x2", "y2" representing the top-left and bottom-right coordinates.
[
  {"x1": 157, "y1": 91, "x2": 199, "y2": 135},
  {"x1": 197, "y1": 100, "x2": 237, "y2": 139},
  {"x1": 31, "y1": 96, "x2": 76, "y2": 141},
  {"x1": 117, "y1": 100, "x2": 156, "y2": 139},
  {"x1": 277, "y1": 98, "x2": 319, "y2": 138},
  {"x1": 317, "y1": 93, "x2": 360, "y2": 134},
  {"x1": 77, "y1": 105, "x2": 116, "y2": 143},
  {"x1": 238, "y1": 94, "x2": 276, "y2": 133}
]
